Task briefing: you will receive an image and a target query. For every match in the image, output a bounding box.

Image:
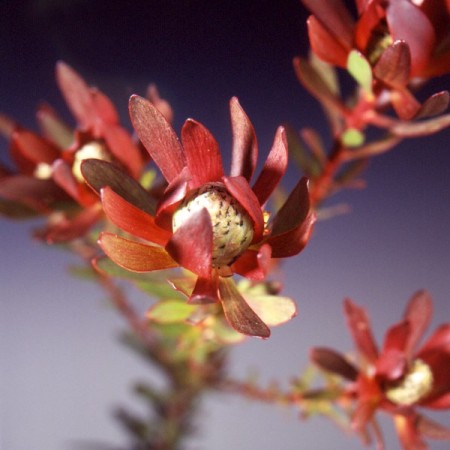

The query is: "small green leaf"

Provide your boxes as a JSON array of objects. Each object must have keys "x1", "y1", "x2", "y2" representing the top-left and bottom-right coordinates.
[
  {"x1": 347, "y1": 50, "x2": 373, "y2": 94},
  {"x1": 244, "y1": 295, "x2": 297, "y2": 326},
  {"x1": 341, "y1": 128, "x2": 365, "y2": 147},
  {"x1": 147, "y1": 300, "x2": 197, "y2": 324}
]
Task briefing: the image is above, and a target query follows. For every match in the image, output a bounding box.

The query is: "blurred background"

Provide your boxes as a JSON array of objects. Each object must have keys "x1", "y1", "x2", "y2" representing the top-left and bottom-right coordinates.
[{"x1": 1, "y1": 1, "x2": 450, "y2": 449}]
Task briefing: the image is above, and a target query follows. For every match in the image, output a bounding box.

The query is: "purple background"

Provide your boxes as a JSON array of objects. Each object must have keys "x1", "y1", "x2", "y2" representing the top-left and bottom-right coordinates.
[{"x1": 1, "y1": 1, "x2": 450, "y2": 449}]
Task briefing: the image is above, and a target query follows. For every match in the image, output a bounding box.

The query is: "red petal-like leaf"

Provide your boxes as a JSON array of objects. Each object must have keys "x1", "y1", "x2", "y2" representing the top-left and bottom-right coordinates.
[
  {"x1": 232, "y1": 244, "x2": 271, "y2": 281},
  {"x1": 229, "y1": 97, "x2": 258, "y2": 181},
  {"x1": 374, "y1": 40, "x2": 411, "y2": 87},
  {"x1": 99, "y1": 232, "x2": 177, "y2": 272},
  {"x1": 268, "y1": 177, "x2": 315, "y2": 257},
  {"x1": 36, "y1": 204, "x2": 102, "y2": 243},
  {"x1": 386, "y1": 0, "x2": 436, "y2": 76},
  {"x1": 218, "y1": 277, "x2": 270, "y2": 338},
  {"x1": 418, "y1": 414, "x2": 450, "y2": 440},
  {"x1": 252, "y1": 126, "x2": 288, "y2": 206},
  {"x1": 91, "y1": 88, "x2": 119, "y2": 125},
  {"x1": 81, "y1": 159, "x2": 156, "y2": 215},
  {"x1": 12, "y1": 128, "x2": 61, "y2": 165},
  {"x1": 181, "y1": 118, "x2": 224, "y2": 188},
  {"x1": 376, "y1": 348, "x2": 407, "y2": 381},
  {"x1": 222, "y1": 175, "x2": 264, "y2": 243},
  {"x1": 307, "y1": 15, "x2": 349, "y2": 67},
  {"x1": 403, "y1": 290, "x2": 432, "y2": 357},
  {"x1": 0, "y1": 175, "x2": 62, "y2": 211},
  {"x1": 155, "y1": 167, "x2": 189, "y2": 230},
  {"x1": 101, "y1": 186, "x2": 170, "y2": 246},
  {"x1": 129, "y1": 95, "x2": 185, "y2": 183},
  {"x1": 102, "y1": 124, "x2": 143, "y2": 179},
  {"x1": 301, "y1": 0, "x2": 354, "y2": 51},
  {"x1": 165, "y1": 208, "x2": 212, "y2": 279},
  {"x1": 344, "y1": 299, "x2": 379, "y2": 363},
  {"x1": 146, "y1": 84, "x2": 174, "y2": 123},
  {"x1": 55, "y1": 61, "x2": 96, "y2": 129},
  {"x1": 419, "y1": 324, "x2": 450, "y2": 354},
  {"x1": 189, "y1": 275, "x2": 220, "y2": 304},
  {"x1": 52, "y1": 159, "x2": 82, "y2": 202},
  {"x1": 394, "y1": 413, "x2": 428, "y2": 450},
  {"x1": 311, "y1": 347, "x2": 359, "y2": 381}
]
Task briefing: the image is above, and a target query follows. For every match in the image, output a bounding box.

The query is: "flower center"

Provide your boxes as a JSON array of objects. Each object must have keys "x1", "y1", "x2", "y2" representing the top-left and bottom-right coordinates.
[
  {"x1": 72, "y1": 141, "x2": 111, "y2": 183},
  {"x1": 385, "y1": 359, "x2": 433, "y2": 406},
  {"x1": 172, "y1": 182, "x2": 254, "y2": 267},
  {"x1": 34, "y1": 162, "x2": 53, "y2": 180}
]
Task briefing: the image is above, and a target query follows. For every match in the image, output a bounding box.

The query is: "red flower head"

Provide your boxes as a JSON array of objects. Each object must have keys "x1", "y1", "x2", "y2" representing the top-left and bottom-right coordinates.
[
  {"x1": 82, "y1": 95, "x2": 316, "y2": 338},
  {"x1": 0, "y1": 62, "x2": 159, "y2": 241},
  {"x1": 311, "y1": 291, "x2": 450, "y2": 449},
  {"x1": 301, "y1": 0, "x2": 450, "y2": 119}
]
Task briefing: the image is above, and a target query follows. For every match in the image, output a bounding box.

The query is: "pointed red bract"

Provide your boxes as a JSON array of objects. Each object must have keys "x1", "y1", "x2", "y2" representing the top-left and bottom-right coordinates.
[
  {"x1": 229, "y1": 97, "x2": 258, "y2": 181},
  {"x1": 222, "y1": 175, "x2": 264, "y2": 242},
  {"x1": 165, "y1": 208, "x2": 213, "y2": 279},
  {"x1": 403, "y1": 290, "x2": 433, "y2": 357},
  {"x1": 268, "y1": 177, "x2": 315, "y2": 257},
  {"x1": 301, "y1": 0, "x2": 355, "y2": 51},
  {"x1": 307, "y1": 15, "x2": 349, "y2": 67},
  {"x1": 56, "y1": 61, "x2": 96, "y2": 130},
  {"x1": 101, "y1": 187, "x2": 170, "y2": 246},
  {"x1": 129, "y1": 95, "x2": 185, "y2": 183},
  {"x1": 343, "y1": 298, "x2": 378, "y2": 363},
  {"x1": 252, "y1": 126, "x2": 288, "y2": 206},
  {"x1": 181, "y1": 118, "x2": 224, "y2": 188},
  {"x1": 99, "y1": 233, "x2": 178, "y2": 272}
]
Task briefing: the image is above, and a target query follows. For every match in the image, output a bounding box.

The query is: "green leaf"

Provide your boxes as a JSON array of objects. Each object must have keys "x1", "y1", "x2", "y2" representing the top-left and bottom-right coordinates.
[
  {"x1": 244, "y1": 295, "x2": 297, "y2": 326},
  {"x1": 341, "y1": 128, "x2": 365, "y2": 147},
  {"x1": 347, "y1": 50, "x2": 373, "y2": 94},
  {"x1": 147, "y1": 300, "x2": 197, "y2": 324}
]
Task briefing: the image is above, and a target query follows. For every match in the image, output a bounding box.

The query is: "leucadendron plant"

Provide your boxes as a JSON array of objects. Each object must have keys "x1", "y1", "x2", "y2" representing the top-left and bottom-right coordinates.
[{"x1": 1, "y1": 1, "x2": 450, "y2": 449}]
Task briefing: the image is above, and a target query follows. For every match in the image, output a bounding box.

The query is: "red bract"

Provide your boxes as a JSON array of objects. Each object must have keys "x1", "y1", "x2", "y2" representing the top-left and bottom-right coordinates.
[
  {"x1": 311, "y1": 290, "x2": 450, "y2": 449},
  {"x1": 82, "y1": 95, "x2": 315, "y2": 338},
  {"x1": 301, "y1": 0, "x2": 450, "y2": 119}
]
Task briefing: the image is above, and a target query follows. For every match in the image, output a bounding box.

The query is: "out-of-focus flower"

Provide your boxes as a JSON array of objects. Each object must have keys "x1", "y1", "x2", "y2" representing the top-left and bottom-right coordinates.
[
  {"x1": 0, "y1": 62, "x2": 160, "y2": 242},
  {"x1": 82, "y1": 95, "x2": 315, "y2": 337},
  {"x1": 311, "y1": 290, "x2": 450, "y2": 449},
  {"x1": 301, "y1": 0, "x2": 450, "y2": 119}
]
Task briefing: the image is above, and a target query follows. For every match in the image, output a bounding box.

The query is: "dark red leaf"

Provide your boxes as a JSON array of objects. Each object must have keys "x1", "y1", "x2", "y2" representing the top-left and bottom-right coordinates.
[
  {"x1": 311, "y1": 347, "x2": 358, "y2": 380},
  {"x1": 218, "y1": 277, "x2": 270, "y2": 338},
  {"x1": 81, "y1": 159, "x2": 156, "y2": 215}
]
